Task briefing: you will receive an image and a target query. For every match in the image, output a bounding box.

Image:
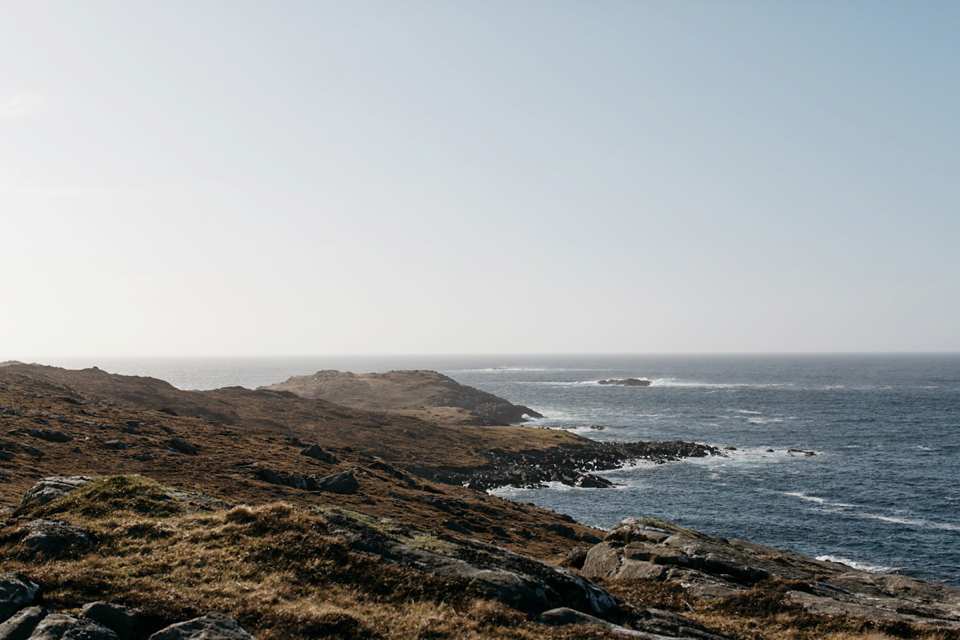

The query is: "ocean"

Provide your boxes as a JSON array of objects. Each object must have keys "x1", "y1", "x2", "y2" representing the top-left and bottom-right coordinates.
[{"x1": 42, "y1": 353, "x2": 960, "y2": 587}]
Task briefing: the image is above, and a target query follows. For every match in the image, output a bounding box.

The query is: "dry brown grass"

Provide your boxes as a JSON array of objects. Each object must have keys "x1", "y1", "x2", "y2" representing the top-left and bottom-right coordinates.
[{"x1": 1, "y1": 476, "x2": 627, "y2": 639}]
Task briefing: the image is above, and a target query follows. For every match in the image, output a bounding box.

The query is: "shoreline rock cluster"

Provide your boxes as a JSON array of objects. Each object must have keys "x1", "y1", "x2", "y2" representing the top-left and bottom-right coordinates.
[
  {"x1": 578, "y1": 517, "x2": 960, "y2": 630},
  {"x1": 415, "y1": 440, "x2": 718, "y2": 491}
]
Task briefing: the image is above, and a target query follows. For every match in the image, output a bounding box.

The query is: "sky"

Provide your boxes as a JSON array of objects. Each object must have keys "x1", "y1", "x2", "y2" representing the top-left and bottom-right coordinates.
[{"x1": 2, "y1": 1, "x2": 959, "y2": 357}]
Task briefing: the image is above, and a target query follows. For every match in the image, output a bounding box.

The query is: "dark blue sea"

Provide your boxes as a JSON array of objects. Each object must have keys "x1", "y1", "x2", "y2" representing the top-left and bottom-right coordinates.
[{"x1": 45, "y1": 354, "x2": 960, "y2": 586}]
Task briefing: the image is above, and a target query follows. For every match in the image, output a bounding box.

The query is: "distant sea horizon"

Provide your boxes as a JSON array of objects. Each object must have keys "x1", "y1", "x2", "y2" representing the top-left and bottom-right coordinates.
[{"x1": 15, "y1": 352, "x2": 960, "y2": 587}]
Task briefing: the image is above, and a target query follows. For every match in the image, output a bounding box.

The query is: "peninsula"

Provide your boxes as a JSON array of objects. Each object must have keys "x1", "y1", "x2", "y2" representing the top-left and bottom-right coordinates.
[{"x1": 0, "y1": 362, "x2": 957, "y2": 640}]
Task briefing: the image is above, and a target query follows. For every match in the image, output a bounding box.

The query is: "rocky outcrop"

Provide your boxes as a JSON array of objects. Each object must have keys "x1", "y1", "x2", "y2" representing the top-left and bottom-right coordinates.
[
  {"x1": 18, "y1": 612, "x2": 120, "y2": 639},
  {"x1": 539, "y1": 607, "x2": 725, "y2": 639},
  {"x1": 299, "y1": 444, "x2": 338, "y2": 464},
  {"x1": 417, "y1": 440, "x2": 718, "y2": 490},
  {"x1": 20, "y1": 477, "x2": 94, "y2": 508},
  {"x1": 597, "y1": 379, "x2": 652, "y2": 387},
  {"x1": 19, "y1": 519, "x2": 96, "y2": 556},
  {"x1": 582, "y1": 517, "x2": 960, "y2": 629},
  {"x1": 0, "y1": 574, "x2": 41, "y2": 623},
  {"x1": 320, "y1": 507, "x2": 618, "y2": 617},
  {"x1": 81, "y1": 602, "x2": 141, "y2": 640},
  {"x1": 261, "y1": 369, "x2": 544, "y2": 425}
]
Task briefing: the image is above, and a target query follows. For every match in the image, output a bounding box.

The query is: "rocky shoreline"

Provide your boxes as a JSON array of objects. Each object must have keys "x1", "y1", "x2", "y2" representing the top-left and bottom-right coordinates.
[{"x1": 414, "y1": 439, "x2": 718, "y2": 491}]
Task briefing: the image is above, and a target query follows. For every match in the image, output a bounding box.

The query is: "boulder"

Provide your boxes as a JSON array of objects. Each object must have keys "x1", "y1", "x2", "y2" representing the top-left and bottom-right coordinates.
[
  {"x1": 316, "y1": 471, "x2": 358, "y2": 495},
  {"x1": 22, "y1": 613, "x2": 119, "y2": 639},
  {"x1": 21, "y1": 477, "x2": 95, "y2": 507},
  {"x1": 147, "y1": 613, "x2": 256, "y2": 640},
  {"x1": 299, "y1": 445, "x2": 338, "y2": 464},
  {"x1": 80, "y1": 603, "x2": 139, "y2": 640},
  {"x1": 20, "y1": 520, "x2": 95, "y2": 556},
  {"x1": 0, "y1": 574, "x2": 41, "y2": 623},
  {"x1": 0, "y1": 605, "x2": 48, "y2": 639},
  {"x1": 165, "y1": 440, "x2": 197, "y2": 456},
  {"x1": 25, "y1": 430, "x2": 73, "y2": 443}
]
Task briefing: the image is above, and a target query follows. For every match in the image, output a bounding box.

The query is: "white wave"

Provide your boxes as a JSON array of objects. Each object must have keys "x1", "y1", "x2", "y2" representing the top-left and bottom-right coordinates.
[
  {"x1": 784, "y1": 491, "x2": 825, "y2": 504},
  {"x1": 735, "y1": 409, "x2": 763, "y2": 415},
  {"x1": 694, "y1": 446, "x2": 802, "y2": 465},
  {"x1": 650, "y1": 378, "x2": 791, "y2": 389},
  {"x1": 777, "y1": 491, "x2": 855, "y2": 509},
  {"x1": 816, "y1": 555, "x2": 901, "y2": 574},
  {"x1": 856, "y1": 513, "x2": 960, "y2": 532},
  {"x1": 487, "y1": 480, "x2": 607, "y2": 498},
  {"x1": 601, "y1": 459, "x2": 660, "y2": 475}
]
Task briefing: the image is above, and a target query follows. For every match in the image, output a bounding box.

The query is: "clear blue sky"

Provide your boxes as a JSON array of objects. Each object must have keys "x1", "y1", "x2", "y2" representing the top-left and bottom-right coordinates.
[{"x1": 2, "y1": 1, "x2": 958, "y2": 356}]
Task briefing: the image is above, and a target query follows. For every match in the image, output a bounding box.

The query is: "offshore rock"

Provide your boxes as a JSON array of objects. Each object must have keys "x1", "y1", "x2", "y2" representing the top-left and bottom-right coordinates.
[{"x1": 597, "y1": 379, "x2": 652, "y2": 387}]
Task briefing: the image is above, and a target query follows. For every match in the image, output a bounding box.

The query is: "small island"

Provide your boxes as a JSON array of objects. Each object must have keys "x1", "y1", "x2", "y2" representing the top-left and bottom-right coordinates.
[{"x1": 597, "y1": 378, "x2": 652, "y2": 387}]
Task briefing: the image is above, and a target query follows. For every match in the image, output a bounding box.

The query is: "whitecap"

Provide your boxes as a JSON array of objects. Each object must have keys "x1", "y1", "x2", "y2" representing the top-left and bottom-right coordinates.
[
  {"x1": 784, "y1": 491, "x2": 826, "y2": 504},
  {"x1": 816, "y1": 555, "x2": 901, "y2": 574},
  {"x1": 856, "y1": 513, "x2": 960, "y2": 532}
]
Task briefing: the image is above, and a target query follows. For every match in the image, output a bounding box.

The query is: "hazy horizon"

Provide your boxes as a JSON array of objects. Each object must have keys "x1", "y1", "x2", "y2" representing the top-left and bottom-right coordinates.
[{"x1": 4, "y1": 1, "x2": 959, "y2": 358}]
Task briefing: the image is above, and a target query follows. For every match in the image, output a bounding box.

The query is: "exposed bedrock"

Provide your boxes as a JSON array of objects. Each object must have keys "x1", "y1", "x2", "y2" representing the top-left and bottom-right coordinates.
[
  {"x1": 581, "y1": 517, "x2": 960, "y2": 629},
  {"x1": 415, "y1": 440, "x2": 718, "y2": 491}
]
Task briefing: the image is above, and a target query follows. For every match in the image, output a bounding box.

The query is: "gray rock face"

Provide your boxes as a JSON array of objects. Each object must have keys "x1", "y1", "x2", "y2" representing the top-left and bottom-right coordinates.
[
  {"x1": 584, "y1": 516, "x2": 960, "y2": 629},
  {"x1": 0, "y1": 574, "x2": 41, "y2": 623},
  {"x1": 322, "y1": 509, "x2": 618, "y2": 617},
  {"x1": 539, "y1": 606, "x2": 727, "y2": 639},
  {"x1": 21, "y1": 477, "x2": 95, "y2": 507},
  {"x1": 316, "y1": 471, "x2": 358, "y2": 495},
  {"x1": 468, "y1": 570, "x2": 548, "y2": 612},
  {"x1": 24, "y1": 613, "x2": 119, "y2": 639},
  {"x1": 0, "y1": 606, "x2": 48, "y2": 640},
  {"x1": 146, "y1": 613, "x2": 256, "y2": 640},
  {"x1": 20, "y1": 520, "x2": 95, "y2": 556},
  {"x1": 80, "y1": 603, "x2": 139, "y2": 640}
]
